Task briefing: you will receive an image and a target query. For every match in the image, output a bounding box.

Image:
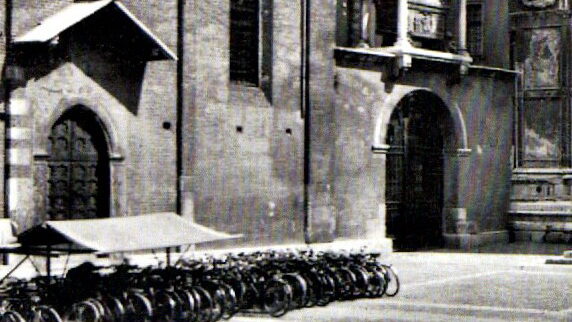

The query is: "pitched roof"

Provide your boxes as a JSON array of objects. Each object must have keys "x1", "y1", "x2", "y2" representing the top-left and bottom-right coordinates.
[{"x1": 15, "y1": 0, "x2": 177, "y2": 60}]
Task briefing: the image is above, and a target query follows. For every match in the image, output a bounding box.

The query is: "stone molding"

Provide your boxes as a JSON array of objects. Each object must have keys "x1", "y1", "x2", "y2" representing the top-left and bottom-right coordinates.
[
  {"x1": 371, "y1": 144, "x2": 391, "y2": 154},
  {"x1": 521, "y1": 0, "x2": 557, "y2": 9}
]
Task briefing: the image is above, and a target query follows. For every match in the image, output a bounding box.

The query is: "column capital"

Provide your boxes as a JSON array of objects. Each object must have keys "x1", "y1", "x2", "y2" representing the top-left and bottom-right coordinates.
[
  {"x1": 444, "y1": 148, "x2": 472, "y2": 157},
  {"x1": 372, "y1": 144, "x2": 391, "y2": 154}
]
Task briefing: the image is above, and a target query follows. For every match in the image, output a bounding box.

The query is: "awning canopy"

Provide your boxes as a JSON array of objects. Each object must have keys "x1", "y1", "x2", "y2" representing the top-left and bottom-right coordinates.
[
  {"x1": 15, "y1": 0, "x2": 177, "y2": 61},
  {"x1": 13, "y1": 213, "x2": 241, "y2": 254}
]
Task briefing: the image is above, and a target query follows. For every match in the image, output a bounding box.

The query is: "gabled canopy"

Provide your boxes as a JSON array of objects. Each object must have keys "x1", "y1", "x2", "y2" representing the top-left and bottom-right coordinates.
[
  {"x1": 15, "y1": 0, "x2": 177, "y2": 61},
  {"x1": 15, "y1": 213, "x2": 241, "y2": 254}
]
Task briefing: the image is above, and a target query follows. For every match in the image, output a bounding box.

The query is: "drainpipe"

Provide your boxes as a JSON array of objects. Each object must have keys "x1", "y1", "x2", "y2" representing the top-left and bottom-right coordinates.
[
  {"x1": 2, "y1": 0, "x2": 12, "y2": 264},
  {"x1": 301, "y1": 0, "x2": 311, "y2": 243},
  {"x1": 176, "y1": 0, "x2": 184, "y2": 215}
]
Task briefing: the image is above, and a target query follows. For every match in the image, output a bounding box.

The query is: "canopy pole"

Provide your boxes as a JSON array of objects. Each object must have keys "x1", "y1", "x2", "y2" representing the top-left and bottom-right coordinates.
[
  {"x1": 166, "y1": 247, "x2": 171, "y2": 267},
  {"x1": 0, "y1": 254, "x2": 30, "y2": 284},
  {"x1": 46, "y1": 245, "x2": 51, "y2": 300}
]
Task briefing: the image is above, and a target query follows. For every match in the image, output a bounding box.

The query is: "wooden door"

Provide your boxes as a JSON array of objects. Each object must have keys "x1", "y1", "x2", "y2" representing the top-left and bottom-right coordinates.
[{"x1": 47, "y1": 110, "x2": 109, "y2": 220}]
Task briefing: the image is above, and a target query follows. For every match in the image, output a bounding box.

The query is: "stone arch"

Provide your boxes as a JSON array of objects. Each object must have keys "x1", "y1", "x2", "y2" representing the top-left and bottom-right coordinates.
[
  {"x1": 373, "y1": 88, "x2": 469, "y2": 153},
  {"x1": 374, "y1": 88, "x2": 471, "y2": 250},
  {"x1": 35, "y1": 97, "x2": 125, "y2": 160}
]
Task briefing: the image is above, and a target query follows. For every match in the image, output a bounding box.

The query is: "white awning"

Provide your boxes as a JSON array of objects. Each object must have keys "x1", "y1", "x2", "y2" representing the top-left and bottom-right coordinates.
[
  {"x1": 15, "y1": 0, "x2": 177, "y2": 61},
  {"x1": 14, "y1": 213, "x2": 241, "y2": 254}
]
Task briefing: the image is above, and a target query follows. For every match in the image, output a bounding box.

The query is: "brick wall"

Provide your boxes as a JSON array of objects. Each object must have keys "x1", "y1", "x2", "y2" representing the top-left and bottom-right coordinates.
[
  {"x1": 182, "y1": 0, "x2": 313, "y2": 247},
  {"x1": 7, "y1": 0, "x2": 178, "y2": 226}
]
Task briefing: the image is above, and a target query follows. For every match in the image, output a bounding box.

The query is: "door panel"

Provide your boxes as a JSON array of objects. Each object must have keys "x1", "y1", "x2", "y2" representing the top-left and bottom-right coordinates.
[{"x1": 47, "y1": 111, "x2": 109, "y2": 220}]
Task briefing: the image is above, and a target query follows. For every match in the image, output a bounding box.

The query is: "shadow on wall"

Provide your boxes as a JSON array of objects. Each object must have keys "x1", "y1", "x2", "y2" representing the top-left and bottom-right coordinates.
[{"x1": 5, "y1": 6, "x2": 152, "y2": 115}]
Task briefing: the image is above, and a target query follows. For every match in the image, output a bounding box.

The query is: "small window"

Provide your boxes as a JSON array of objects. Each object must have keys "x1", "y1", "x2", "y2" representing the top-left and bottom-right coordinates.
[
  {"x1": 230, "y1": 0, "x2": 260, "y2": 86},
  {"x1": 467, "y1": 2, "x2": 483, "y2": 60}
]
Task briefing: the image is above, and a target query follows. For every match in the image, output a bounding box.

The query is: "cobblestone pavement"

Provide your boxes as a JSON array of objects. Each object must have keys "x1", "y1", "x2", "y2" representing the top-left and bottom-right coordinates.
[{"x1": 233, "y1": 245, "x2": 572, "y2": 322}]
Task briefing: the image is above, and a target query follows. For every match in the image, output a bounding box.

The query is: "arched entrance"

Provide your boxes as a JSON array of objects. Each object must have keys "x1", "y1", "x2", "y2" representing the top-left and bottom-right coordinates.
[
  {"x1": 47, "y1": 107, "x2": 110, "y2": 220},
  {"x1": 385, "y1": 91, "x2": 454, "y2": 250}
]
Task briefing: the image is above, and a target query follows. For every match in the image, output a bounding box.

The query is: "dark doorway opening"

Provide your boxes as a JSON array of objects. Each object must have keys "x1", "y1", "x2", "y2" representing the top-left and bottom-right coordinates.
[
  {"x1": 47, "y1": 107, "x2": 110, "y2": 220},
  {"x1": 386, "y1": 91, "x2": 452, "y2": 251}
]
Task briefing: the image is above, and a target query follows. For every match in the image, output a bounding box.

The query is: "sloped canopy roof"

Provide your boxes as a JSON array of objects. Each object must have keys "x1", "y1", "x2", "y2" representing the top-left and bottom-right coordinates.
[
  {"x1": 15, "y1": 0, "x2": 177, "y2": 61},
  {"x1": 15, "y1": 213, "x2": 241, "y2": 254}
]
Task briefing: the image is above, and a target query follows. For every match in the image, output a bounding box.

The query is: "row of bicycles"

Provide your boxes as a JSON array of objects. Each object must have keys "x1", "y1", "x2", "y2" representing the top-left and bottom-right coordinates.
[{"x1": 0, "y1": 249, "x2": 399, "y2": 321}]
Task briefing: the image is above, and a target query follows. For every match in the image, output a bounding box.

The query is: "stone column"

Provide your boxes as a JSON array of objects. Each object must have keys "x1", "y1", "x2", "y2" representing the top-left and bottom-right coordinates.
[
  {"x1": 394, "y1": 0, "x2": 411, "y2": 48},
  {"x1": 443, "y1": 148, "x2": 474, "y2": 249},
  {"x1": 6, "y1": 91, "x2": 35, "y2": 234},
  {"x1": 369, "y1": 144, "x2": 395, "y2": 252},
  {"x1": 457, "y1": 0, "x2": 468, "y2": 56}
]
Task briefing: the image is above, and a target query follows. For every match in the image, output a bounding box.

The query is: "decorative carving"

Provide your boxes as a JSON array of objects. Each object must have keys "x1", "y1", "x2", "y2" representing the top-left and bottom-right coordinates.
[
  {"x1": 408, "y1": 7, "x2": 446, "y2": 40},
  {"x1": 521, "y1": 0, "x2": 556, "y2": 9}
]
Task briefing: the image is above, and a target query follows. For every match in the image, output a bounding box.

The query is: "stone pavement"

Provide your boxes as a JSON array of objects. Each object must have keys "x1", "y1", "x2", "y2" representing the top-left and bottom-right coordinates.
[
  {"x1": 0, "y1": 243, "x2": 570, "y2": 321},
  {"x1": 231, "y1": 244, "x2": 572, "y2": 322}
]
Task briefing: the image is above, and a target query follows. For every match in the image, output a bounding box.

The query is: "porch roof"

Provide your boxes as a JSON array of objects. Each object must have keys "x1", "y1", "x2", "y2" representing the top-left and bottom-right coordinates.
[{"x1": 14, "y1": 0, "x2": 177, "y2": 61}]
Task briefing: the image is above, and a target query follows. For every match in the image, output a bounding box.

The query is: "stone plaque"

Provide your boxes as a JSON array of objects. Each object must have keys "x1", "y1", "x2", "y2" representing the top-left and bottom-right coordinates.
[
  {"x1": 524, "y1": 28, "x2": 560, "y2": 89},
  {"x1": 408, "y1": 8, "x2": 445, "y2": 39}
]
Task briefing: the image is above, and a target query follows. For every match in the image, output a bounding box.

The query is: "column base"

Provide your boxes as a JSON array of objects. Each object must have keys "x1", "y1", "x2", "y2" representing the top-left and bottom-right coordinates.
[{"x1": 444, "y1": 231, "x2": 509, "y2": 250}]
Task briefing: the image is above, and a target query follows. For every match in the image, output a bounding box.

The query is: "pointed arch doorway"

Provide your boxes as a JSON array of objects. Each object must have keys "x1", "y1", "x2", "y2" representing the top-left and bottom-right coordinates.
[
  {"x1": 47, "y1": 107, "x2": 111, "y2": 220},
  {"x1": 385, "y1": 91, "x2": 455, "y2": 251}
]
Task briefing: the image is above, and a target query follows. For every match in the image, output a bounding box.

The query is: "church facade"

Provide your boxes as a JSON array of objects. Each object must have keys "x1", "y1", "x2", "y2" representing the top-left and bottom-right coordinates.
[{"x1": 0, "y1": 0, "x2": 535, "y2": 253}]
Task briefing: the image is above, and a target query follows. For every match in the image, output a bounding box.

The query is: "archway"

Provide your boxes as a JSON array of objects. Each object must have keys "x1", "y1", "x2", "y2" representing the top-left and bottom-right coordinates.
[
  {"x1": 47, "y1": 107, "x2": 111, "y2": 220},
  {"x1": 385, "y1": 91, "x2": 455, "y2": 250}
]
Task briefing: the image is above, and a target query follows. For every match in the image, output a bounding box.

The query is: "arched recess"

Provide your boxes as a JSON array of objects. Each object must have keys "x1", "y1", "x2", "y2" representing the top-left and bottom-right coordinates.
[
  {"x1": 376, "y1": 89, "x2": 468, "y2": 250},
  {"x1": 373, "y1": 88, "x2": 469, "y2": 152},
  {"x1": 34, "y1": 100, "x2": 126, "y2": 221}
]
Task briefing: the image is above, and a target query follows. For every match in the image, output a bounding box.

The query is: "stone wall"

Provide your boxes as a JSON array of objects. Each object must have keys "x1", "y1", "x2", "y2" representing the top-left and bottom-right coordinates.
[{"x1": 334, "y1": 59, "x2": 515, "y2": 247}]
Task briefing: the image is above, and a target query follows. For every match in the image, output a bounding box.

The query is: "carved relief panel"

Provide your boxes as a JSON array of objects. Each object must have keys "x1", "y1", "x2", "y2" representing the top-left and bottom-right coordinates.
[
  {"x1": 523, "y1": 28, "x2": 561, "y2": 89},
  {"x1": 511, "y1": 9, "x2": 568, "y2": 167}
]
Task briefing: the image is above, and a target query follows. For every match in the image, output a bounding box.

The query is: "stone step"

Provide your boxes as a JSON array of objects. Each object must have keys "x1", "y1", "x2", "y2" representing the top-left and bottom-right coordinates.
[
  {"x1": 509, "y1": 201, "x2": 572, "y2": 213},
  {"x1": 510, "y1": 221, "x2": 572, "y2": 232}
]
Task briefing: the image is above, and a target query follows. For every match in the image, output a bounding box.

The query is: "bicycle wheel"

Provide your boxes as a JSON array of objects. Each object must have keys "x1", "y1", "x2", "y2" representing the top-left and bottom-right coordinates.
[
  {"x1": 217, "y1": 282, "x2": 238, "y2": 320},
  {"x1": 0, "y1": 311, "x2": 26, "y2": 322},
  {"x1": 300, "y1": 271, "x2": 321, "y2": 308},
  {"x1": 282, "y1": 274, "x2": 308, "y2": 309},
  {"x1": 99, "y1": 295, "x2": 125, "y2": 322},
  {"x1": 262, "y1": 279, "x2": 292, "y2": 318},
  {"x1": 366, "y1": 270, "x2": 386, "y2": 298},
  {"x1": 31, "y1": 305, "x2": 63, "y2": 322},
  {"x1": 123, "y1": 292, "x2": 153, "y2": 322},
  {"x1": 349, "y1": 265, "x2": 370, "y2": 298},
  {"x1": 316, "y1": 273, "x2": 335, "y2": 306},
  {"x1": 175, "y1": 289, "x2": 196, "y2": 321},
  {"x1": 153, "y1": 290, "x2": 178, "y2": 321},
  {"x1": 382, "y1": 265, "x2": 400, "y2": 297},
  {"x1": 210, "y1": 287, "x2": 226, "y2": 322},
  {"x1": 191, "y1": 286, "x2": 213, "y2": 322},
  {"x1": 336, "y1": 268, "x2": 356, "y2": 300},
  {"x1": 63, "y1": 301, "x2": 101, "y2": 322}
]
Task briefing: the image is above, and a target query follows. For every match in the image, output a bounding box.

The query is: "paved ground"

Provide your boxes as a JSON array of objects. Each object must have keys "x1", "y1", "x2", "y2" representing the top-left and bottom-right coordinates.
[
  {"x1": 233, "y1": 243, "x2": 572, "y2": 322},
  {"x1": 1, "y1": 242, "x2": 570, "y2": 321}
]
